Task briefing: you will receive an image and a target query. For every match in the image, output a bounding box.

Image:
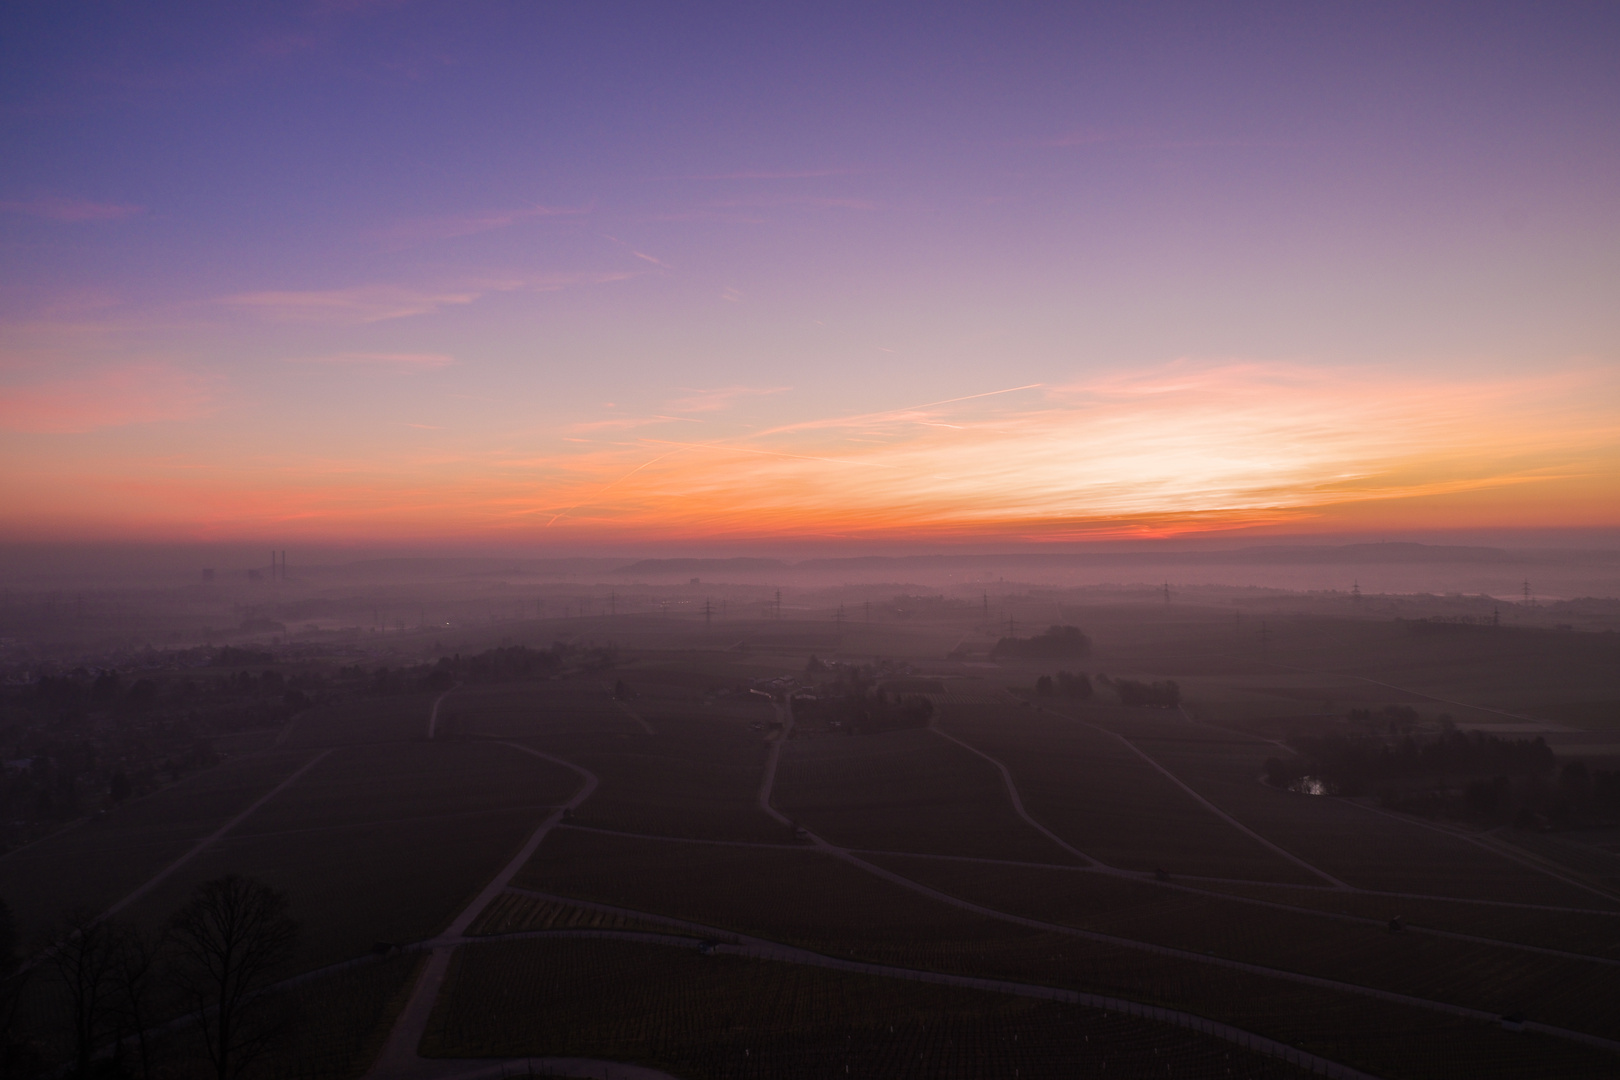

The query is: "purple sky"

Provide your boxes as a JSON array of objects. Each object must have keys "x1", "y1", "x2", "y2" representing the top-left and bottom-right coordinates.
[{"x1": 3, "y1": 3, "x2": 1618, "y2": 546}]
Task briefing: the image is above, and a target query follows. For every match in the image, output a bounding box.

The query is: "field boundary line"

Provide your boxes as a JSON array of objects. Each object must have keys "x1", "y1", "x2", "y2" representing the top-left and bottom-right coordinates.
[
  {"x1": 1039, "y1": 703, "x2": 1352, "y2": 888},
  {"x1": 830, "y1": 844, "x2": 1620, "y2": 1054},
  {"x1": 555, "y1": 823, "x2": 796, "y2": 850},
  {"x1": 755, "y1": 699, "x2": 1551, "y2": 1039},
  {"x1": 466, "y1": 921, "x2": 1390, "y2": 1078},
  {"x1": 515, "y1": 828, "x2": 1620, "y2": 965},
  {"x1": 1152, "y1": 880, "x2": 1620, "y2": 966},
  {"x1": 754, "y1": 768, "x2": 1620, "y2": 1059},
  {"x1": 97, "y1": 747, "x2": 334, "y2": 924},
  {"x1": 757, "y1": 699, "x2": 792, "y2": 825},
  {"x1": 426, "y1": 689, "x2": 457, "y2": 740},
  {"x1": 850, "y1": 848, "x2": 1620, "y2": 965},
  {"x1": 612, "y1": 700, "x2": 654, "y2": 734},
  {"x1": 1271, "y1": 663, "x2": 1557, "y2": 727},
  {"x1": 231, "y1": 804, "x2": 563, "y2": 843},
  {"x1": 448, "y1": 745, "x2": 597, "y2": 938},
  {"x1": 366, "y1": 744, "x2": 599, "y2": 1080},
  {"x1": 1189, "y1": 877, "x2": 1620, "y2": 916},
  {"x1": 928, "y1": 720, "x2": 1096, "y2": 865},
  {"x1": 853, "y1": 848, "x2": 1091, "y2": 871},
  {"x1": 1336, "y1": 798, "x2": 1620, "y2": 906}
]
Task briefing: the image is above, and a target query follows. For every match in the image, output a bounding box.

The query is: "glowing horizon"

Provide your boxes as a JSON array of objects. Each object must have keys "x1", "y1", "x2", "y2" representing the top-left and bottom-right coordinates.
[
  {"x1": 3, "y1": 7, "x2": 1618, "y2": 548},
  {"x1": 6, "y1": 359, "x2": 1616, "y2": 545}
]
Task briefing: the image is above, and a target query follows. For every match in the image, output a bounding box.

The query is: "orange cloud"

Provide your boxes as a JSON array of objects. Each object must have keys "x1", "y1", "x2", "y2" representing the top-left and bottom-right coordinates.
[
  {"x1": 667, "y1": 385, "x2": 792, "y2": 412},
  {"x1": 7, "y1": 360, "x2": 1616, "y2": 543}
]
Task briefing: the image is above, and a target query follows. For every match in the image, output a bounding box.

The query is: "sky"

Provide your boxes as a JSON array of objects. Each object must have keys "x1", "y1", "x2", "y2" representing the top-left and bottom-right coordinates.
[{"x1": 2, "y1": 2, "x2": 1618, "y2": 552}]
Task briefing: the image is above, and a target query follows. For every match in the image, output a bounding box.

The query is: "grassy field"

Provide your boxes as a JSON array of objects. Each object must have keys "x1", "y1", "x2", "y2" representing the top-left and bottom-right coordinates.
[
  {"x1": 506, "y1": 825, "x2": 1620, "y2": 1077},
  {"x1": 1190, "y1": 879, "x2": 1620, "y2": 959},
  {"x1": 268, "y1": 953, "x2": 424, "y2": 1080},
  {"x1": 513, "y1": 826, "x2": 1026, "y2": 958},
  {"x1": 446, "y1": 679, "x2": 646, "y2": 739},
  {"x1": 935, "y1": 706, "x2": 1321, "y2": 882},
  {"x1": 861, "y1": 854, "x2": 1620, "y2": 1040},
  {"x1": 422, "y1": 936, "x2": 1322, "y2": 1078},
  {"x1": 117, "y1": 740, "x2": 581, "y2": 970},
  {"x1": 0, "y1": 748, "x2": 319, "y2": 943},
  {"x1": 279, "y1": 692, "x2": 441, "y2": 746},
  {"x1": 520, "y1": 718, "x2": 790, "y2": 843},
  {"x1": 12, "y1": 600, "x2": 1620, "y2": 1079},
  {"x1": 774, "y1": 727, "x2": 1082, "y2": 863},
  {"x1": 1106, "y1": 727, "x2": 1618, "y2": 906},
  {"x1": 469, "y1": 892, "x2": 684, "y2": 937}
]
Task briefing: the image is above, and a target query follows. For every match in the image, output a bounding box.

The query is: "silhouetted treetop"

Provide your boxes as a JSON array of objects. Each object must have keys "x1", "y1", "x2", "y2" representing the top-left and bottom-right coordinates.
[{"x1": 992, "y1": 625, "x2": 1092, "y2": 660}]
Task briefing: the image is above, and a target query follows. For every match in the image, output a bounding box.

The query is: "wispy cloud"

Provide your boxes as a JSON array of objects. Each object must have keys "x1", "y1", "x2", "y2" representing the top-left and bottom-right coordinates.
[
  {"x1": 667, "y1": 385, "x2": 792, "y2": 412},
  {"x1": 568, "y1": 414, "x2": 705, "y2": 432},
  {"x1": 375, "y1": 203, "x2": 590, "y2": 245},
  {"x1": 15, "y1": 361, "x2": 1615, "y2": 543},
  {"x1": 286, "y1": 351, "x2": 456, "y2": 369},
  {"x1": 223, "y1": 285, "x2": 479, "y2": 323},
  {"x1": 711, "y1": 195, "x2": 877, "y2": 211},
  {"x1": 0, "y1": 362, "x2": 216, "y2": 433},
  {"x1": 0, "y1": 197, "x2": 144, "y2": 222},
  {"x1": 1038, "y1": 128, "x2": 1300, "y2": 150},
  {"x1": 222, "y1": 272, "x2": 635, "y2": 323},
  {"x1": 505, "y1": 362, "x2": 1620, "y2": 541},
  {"x1": 673, "y1": 168, "x2": 862, "y2": 180}
]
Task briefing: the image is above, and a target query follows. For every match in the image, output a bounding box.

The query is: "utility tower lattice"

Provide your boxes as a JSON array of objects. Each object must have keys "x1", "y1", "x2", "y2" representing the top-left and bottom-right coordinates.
[{"x1": 704, "y1": 598, "x2": 712, "y2": 628}]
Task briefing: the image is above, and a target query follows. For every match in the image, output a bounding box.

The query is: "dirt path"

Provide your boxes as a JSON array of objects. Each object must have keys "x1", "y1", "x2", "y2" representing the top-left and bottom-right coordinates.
[
  {"x1": 97, "y1": 748, "x2": 333, "y2": 924},
  {"x1": 365, "y1": 744, "x2": 599, "y2": 1080},
  {"x1": 613, "y1": 700, "x2": 654, "y2": 734},
  {"x1": 744, "y1": 705, "x2": 1620, "y2": 1056},
  {"x1": 425, "y1": 689, "x2": 456, "y2": 739},
  {"x1": 462, "y1": 908, "x2": 1384, "y2": 1080},
  {"x1": 929, "y1": 722, "x2": 1095, "y2": 865},
  {"x1": 1029, "y1": 701, "x2": 1352, "y2": 888},
  {"x1": 1338, "y1": 796, "x2": 1620, "y2": 904}
]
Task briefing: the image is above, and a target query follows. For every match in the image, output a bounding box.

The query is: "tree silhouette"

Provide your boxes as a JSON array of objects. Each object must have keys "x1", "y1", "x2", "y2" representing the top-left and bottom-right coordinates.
[
  {"x1": 40, "y1": 909, "x2": 125, "y2": 1078},
  {"x1": 168, "y1": 875, "x2": 297, "y2": 1080}
]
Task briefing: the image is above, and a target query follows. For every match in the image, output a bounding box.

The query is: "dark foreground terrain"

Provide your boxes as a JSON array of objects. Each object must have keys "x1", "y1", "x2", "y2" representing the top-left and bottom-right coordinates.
[{"x1": 2, "y1": 592, "x2": 1618, "y2": 1079}]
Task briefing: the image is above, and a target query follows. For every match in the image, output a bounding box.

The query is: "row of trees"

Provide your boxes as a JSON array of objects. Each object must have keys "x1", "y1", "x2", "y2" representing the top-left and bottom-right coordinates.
[
  {"x1": 1099, "y1": 676, "x2": 1182, "y2": 709},
  {"x1": 992, "y1": 625, "x2": 1092, "y2": 660},
  {"x1": 1034, "y1": 671, "x2": 1092, "y2": 700},
  {"x1": 795, "y1": 662, "x2": 935, "y2": 735},
  {"x1": 1266, "y1": 730, "x2": 1557, "y2": 797},
  {"x1": 2, "y1": 875, "x2": 297, "y2": 1080},
  {"x1": 1458, "y1": 763, "x2": 1620, "y2": 826}
]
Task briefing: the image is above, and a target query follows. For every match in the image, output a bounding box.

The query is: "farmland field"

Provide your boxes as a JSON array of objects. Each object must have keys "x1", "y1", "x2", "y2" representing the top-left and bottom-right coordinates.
[
  {"x1": 114, "y1": 739, "x2": 583, "y2": 970},
  {"x1": 774, "y1": 727, "x2": 1082, "y2": 862},
  {"x1": 422, "y1": 936, "x2": 1323, "y2": 1078},
  {"x1": 8, "y1": 595, "x2": 1620, "y2": 1080},
  {"x1": 935, "y1": 706, "x2": 1321, "y2": 882}
]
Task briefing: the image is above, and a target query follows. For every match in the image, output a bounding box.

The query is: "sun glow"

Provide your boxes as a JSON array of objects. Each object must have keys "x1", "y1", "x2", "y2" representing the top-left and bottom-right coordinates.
[{"x1": 6, "y1": 361, "x2": 1615, "y2": 543}]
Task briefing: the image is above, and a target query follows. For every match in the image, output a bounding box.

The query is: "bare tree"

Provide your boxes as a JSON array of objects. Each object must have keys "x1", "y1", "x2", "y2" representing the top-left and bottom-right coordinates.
[
  {"x1": 40, "y1": 909, "x2": 126, "y2": 1078},
  {"x1": 168, "y1": 875, "x2": 297, "y2": 1080},
  {"x1": 110, "y1": 926, "x2": 164, "y2": 1080},
  {"x1": 0, "y1": 896, "x2": 43, "y2": 1080}
]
